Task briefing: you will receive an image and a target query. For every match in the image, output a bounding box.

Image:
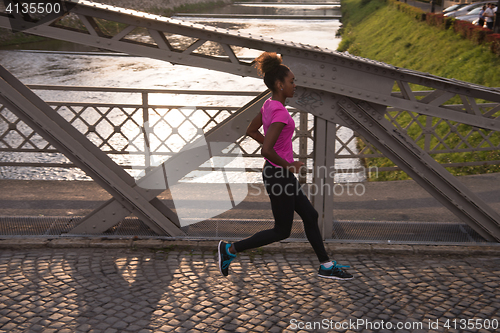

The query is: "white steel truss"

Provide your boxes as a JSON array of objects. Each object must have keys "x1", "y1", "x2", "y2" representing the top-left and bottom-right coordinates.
[{"x1": 0, "y1": 0, "x2": 499, "y2": 241}]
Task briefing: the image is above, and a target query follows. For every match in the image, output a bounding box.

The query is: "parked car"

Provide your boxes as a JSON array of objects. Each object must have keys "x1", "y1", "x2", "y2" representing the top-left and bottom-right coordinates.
[
  {"x1": 455, "y1": 6, "x2": 484, "y2": 22},
  {"x1": 443, "y1": 3, "x2": 470, "y2": 14},
  {"x1": 444, "y1": 1, "x2": 489, "y2": 17}
]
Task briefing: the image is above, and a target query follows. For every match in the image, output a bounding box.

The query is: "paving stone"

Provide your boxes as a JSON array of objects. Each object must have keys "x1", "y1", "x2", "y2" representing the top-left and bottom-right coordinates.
[{"x1": 1, "y1": 247, "x2": 500, "y2": 332}]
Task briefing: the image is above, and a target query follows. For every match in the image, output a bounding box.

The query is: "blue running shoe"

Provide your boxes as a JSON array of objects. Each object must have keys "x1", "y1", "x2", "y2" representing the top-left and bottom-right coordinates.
[
  {"x1": 318, "y1": 261, "x2": 353, "y2": 280},
  {"x1": 218, "y1": 240, "x2": 236, "y2": 277}
]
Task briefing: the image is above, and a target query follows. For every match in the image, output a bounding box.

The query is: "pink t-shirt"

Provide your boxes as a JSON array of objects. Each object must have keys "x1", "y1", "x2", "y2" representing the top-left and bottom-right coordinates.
[{"x1": 260, "y1": 99, "x2": 295, "y2": 167}]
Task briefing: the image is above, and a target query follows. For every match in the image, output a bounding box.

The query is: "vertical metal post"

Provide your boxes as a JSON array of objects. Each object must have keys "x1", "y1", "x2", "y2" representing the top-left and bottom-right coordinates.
[
  {"x1": 312, "y1": 117, "x2": 336, "y2": 239},
  {"x1": 309, "y1": 117, "x2": 328, "y2": 239},
  {"x1": 323, "y1": 121, "x2": 336, "y2": 239},
  {"x1": 298, "y1": 111, "x2": 309, "y2": 184},
  {"x1": 312, "y1": 116, "x2": 327, "y2": 237},
  {"x1": 142, "y1": 92, "x2": 150, "y2": 171}
]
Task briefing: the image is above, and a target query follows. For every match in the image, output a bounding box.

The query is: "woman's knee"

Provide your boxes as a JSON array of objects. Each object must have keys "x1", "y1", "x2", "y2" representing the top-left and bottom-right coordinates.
[{"x1": 273, "y1": 228, "x2": 291, "y2": 241}]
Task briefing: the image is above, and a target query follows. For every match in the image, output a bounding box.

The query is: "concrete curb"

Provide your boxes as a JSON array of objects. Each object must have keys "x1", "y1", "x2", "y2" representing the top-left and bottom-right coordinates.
[{"x1": 0, "y1": 237, "x2": 499, "y2": 255}]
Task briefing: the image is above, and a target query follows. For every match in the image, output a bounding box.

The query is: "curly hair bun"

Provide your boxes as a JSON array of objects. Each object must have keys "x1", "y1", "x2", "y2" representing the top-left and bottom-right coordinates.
[
  {"x1": 253, "y1": 52, "x2": 290, "y2": 91},
  {"x1": 254, "y1": 52, "x2": 283, "y2": 76}
]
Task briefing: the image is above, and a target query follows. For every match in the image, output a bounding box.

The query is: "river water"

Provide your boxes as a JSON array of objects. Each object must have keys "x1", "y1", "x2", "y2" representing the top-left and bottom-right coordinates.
[{"x1": 0, "y1": 1, "x2": 363, "y2": 183}]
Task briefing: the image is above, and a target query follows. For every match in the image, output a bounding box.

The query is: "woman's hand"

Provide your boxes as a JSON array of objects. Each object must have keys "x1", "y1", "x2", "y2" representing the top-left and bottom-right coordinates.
[{"x1": 262, "y1": 122, "x2": 304, "y2": 173}]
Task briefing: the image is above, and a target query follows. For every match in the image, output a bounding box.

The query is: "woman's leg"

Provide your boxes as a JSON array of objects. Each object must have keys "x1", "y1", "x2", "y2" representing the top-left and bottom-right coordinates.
[
  {"x1": 293, "y1": 181, "x2": 330, "y2": 263},
  {"x1": 233, "y1": 163, "x2": 295, "y2": 253}
]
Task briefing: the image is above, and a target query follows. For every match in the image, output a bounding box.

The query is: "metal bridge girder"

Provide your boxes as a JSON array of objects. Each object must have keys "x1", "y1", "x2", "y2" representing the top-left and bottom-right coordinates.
[
  {"x1": 1, "y1": 0, "x2": 500, "y2": 240},
  {"x1": 289, "y1": 87, "x2": 500, "y2": 242},
  {"x1": 0, "y1": 65, "x2": 185, "y2": 237},
  {"x1": 1, "y1": 0, "x2": 499, "y2": 130}
]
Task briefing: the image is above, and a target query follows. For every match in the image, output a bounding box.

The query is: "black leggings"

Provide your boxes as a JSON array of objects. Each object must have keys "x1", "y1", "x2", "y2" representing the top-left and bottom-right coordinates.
[{"x1": 233, "y1": 161, "x2": 330, "y2": 263}]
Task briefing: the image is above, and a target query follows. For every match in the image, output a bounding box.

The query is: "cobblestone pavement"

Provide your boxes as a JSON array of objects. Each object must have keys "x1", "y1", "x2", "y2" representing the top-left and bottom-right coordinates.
[{"x1": 1, "y1": 247, "x2": 499, "y2": 333}]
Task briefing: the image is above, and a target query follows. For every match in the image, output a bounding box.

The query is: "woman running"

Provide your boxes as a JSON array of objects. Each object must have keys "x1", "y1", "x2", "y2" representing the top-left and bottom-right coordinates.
[{"x1": 217, "y1": 52, "x2": 353, "y2": 280}]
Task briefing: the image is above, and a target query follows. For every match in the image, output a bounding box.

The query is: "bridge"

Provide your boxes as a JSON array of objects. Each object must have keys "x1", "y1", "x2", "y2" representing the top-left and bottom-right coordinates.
[
  {"x1": 0, "y1": 0, "x2": 499, "y2": 242},
  {"x1": 175, "y1": 1, "x2": 342, "y2": 20}
]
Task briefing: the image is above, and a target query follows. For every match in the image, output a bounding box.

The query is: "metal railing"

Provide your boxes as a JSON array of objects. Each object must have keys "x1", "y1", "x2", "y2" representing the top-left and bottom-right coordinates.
[
  {"x1": 1, "y1": 85, "x2": 499, "y2": 181},
  {"x1": 0, "y1": 85, "x2": 316, "y2": 182}
]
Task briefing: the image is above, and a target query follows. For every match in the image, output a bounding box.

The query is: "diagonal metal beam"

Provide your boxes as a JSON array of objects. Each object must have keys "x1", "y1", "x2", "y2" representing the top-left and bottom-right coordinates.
[
  {"x1": 0, "y1": 65, "x2": 184, "y2": 237},
  {"x1": 77, "y1": 14, "x2": 104, "y2": 37},
  {"x1": 396, "y1": 80, "x2": 417, "y2": 101},
  {"x1": 290, "y1": 87, "x2": 500, "y2": 242},
  {"x1": 69, "y1": 90, "x2": 272, "y2": 234},
  {"x1": 420, "y1": 89, "x2": 455, "y2": 106},
  {"x1": 148, "y1": 29, "x2": 173, "y2": 50},
  {"x1": 337, "y1": 99, "x2": 500, "y2": 242}
]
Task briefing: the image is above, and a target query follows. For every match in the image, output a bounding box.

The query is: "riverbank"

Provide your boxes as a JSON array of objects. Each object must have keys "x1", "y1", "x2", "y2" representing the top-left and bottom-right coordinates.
[
  {"x1": 0, "y1": 0, "x2": 231, "y2": 47},
  {"x1": 338, "y1": 0, "x2": 500, "y2": 85},
  {"x1": 338, "y1": 0, "x2": 500, "y2": 181}
]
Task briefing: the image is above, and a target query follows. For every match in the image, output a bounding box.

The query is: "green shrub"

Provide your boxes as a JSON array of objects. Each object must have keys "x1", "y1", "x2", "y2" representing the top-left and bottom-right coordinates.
[
  {"x1": 444, "y1": 16, "x2": 455, "y2": 30},
  {"x1": 486, "y1": 33, "x2": 500, "y2": 54},
  {"x1": 470, "y1": 26, "x2": 492, "y2": 44},
  {"x1": 388, "y1": 0, "x2": 426, "y2": 21},
  {"x1": 425, "y1": 12, "x2": 455, "y2": 29},
  {"x1": 426, "y1": 12, "x2": 445, "y2": 27}
]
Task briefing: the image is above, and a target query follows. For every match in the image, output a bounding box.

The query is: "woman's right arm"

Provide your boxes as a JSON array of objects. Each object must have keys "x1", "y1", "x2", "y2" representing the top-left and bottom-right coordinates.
[
  {"x1": 262, "y1": 122, "x2": 304, "y2": 173},
  {"x1": 246, "y1": 112, "x2": 264, "y2": 145}
]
